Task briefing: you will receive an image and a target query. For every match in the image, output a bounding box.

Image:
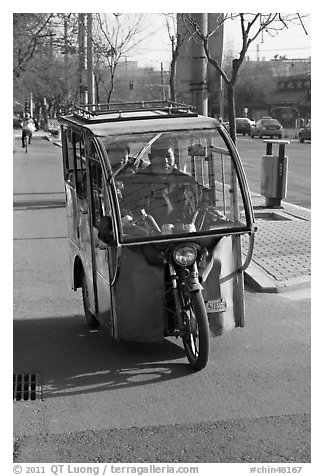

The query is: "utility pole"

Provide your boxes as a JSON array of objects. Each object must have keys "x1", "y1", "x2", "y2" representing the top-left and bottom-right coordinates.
[
  {"x1": 64, "y1": 16, "x2": 70, "y2": 104},
  {"x1": 78, "y1": 13, "x2": 86, "y2": 104},
  {"x1": 176, "y1": 13, "x2": 224, "y2": 117},
  {"x1": 219, "y1": 76, "x2": 224, "y2": 120},
  {"x1": 161, "y1": 62, "x2": 166, "y2": 101},
  {"x1": 87, "y1": 13, "x2": 94, "y2": 107},
  {"x1": 30, "y1": 93, "x2": 34, "y2": 117},
  {"x1": 191, "y1": 13, "x2": 208, "y2": 115}
]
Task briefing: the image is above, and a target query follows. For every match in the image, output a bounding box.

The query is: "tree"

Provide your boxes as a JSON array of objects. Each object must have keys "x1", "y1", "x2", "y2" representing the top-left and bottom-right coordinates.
[
  {"x1": 13, "y1": 14, "x2": 55, "y2": 78},
  {"x1": 163, "y1": 14, "x2": 190, "y2": 101},
  {"x1": 13, "y1": 13, "x2": 80, "y2": 118},
  {"x1": 221, "y1": 51, "x2": 276, "y2": 118},
  {"x1": 91, "y1": 13, "x2": 149, "y2": 103},
  {"x1": 181, "y1": 13, "x2": 309, "y2": 143}
]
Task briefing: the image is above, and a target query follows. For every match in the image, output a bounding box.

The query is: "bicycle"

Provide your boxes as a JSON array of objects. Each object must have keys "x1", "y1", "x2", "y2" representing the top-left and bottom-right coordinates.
[{"x1": 22, "y1": 131, "x2": 31, "y2": 153}]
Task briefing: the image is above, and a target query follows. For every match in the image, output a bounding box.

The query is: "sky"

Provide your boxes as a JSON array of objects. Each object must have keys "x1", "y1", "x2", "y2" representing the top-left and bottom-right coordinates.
[{"x1": 127, "y1": 13, "x2": 311, "y2": 68}]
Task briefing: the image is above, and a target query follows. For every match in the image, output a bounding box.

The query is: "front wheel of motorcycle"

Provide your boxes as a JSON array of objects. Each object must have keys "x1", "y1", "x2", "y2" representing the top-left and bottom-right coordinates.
[{"x1": 182, "y1": 291, "x2": 209, "y2": 370}]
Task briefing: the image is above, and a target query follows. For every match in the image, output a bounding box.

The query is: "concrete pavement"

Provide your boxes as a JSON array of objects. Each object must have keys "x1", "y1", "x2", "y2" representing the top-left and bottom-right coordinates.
[
  {"x1": 13, "y1": 129, "x2": 311, "y2": 294},
  {"x1": 242, "y1": 194, "x2": 311, "y2": 293}
]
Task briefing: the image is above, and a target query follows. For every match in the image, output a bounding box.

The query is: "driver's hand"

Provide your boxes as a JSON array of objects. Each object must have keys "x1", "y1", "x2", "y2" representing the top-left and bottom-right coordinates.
[{"x1": 207, "y1": 207, "x2": 228, "y2": 221}]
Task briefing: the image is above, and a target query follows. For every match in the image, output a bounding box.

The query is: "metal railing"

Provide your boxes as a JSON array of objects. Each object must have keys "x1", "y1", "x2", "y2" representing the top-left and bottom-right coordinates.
[{"x1": 68, "y1": 101, "x2": 198, "y2": 122}]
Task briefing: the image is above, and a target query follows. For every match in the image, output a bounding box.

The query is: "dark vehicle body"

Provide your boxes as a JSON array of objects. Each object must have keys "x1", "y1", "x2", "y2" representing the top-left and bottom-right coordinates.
[
  {"x1": 236, "y1": 118, "x2": 252, "y2": 136},
  {"x1": 251, "y1": 118, "x2": 283, "y2": 139},
  {"x1": 298, "y1": 125, "x2": 311, "y2": 143}
]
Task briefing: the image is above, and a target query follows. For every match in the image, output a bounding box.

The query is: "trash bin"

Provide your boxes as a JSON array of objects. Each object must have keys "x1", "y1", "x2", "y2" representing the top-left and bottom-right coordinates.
[{"x1": 261, "y1": 140, "x2": 289, "y2": 208}]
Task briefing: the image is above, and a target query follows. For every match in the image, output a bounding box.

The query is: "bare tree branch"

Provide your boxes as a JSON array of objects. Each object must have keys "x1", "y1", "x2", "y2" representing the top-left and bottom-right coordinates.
[
  {"x1": 89, "y1": 13, "x2": 149, "y2": 102},
  {"x1": 13, "y1": 13, "x2": 56, "y2": 77},
  {"x1": 181, "y1": 12, "x2": 309, "y2": 143}
]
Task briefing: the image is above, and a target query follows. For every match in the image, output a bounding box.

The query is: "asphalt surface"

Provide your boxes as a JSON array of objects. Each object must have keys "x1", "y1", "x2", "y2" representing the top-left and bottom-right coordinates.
[
  {"x1": 12, "y1": 131, "x2": 312, "y2": 467},
  {"x1": 14, "y1": 414, "x2": 310, "y2": 463}
]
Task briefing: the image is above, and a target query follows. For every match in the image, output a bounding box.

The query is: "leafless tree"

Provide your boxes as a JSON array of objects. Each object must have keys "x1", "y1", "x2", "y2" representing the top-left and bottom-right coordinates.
[
  {"x1": 163, "y1": 14, "x2": 191, "y2": 101},
  {"x1": 91, "y1": 13, "x2": 149, "y2": 103},
  {"x1": 181, "y1": 13, "x2": 309, "y2": 142}
]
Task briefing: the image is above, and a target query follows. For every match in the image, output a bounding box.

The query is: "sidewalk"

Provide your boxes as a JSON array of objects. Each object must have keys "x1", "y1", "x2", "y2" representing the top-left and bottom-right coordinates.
[
  {"x1": 242, "y1": 194, "x2": 311, "y2": 293},
  {"x1": 13, "y1": 128, "x2": 53, "y2": 151},
  {"x1": 13, "y1": 130, "x2": 311, "y2": 294}
]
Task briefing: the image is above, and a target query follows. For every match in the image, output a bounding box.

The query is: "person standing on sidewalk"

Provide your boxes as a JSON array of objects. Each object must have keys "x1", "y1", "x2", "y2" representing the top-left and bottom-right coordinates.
[{"x1": 21, "y1": 113, "x2": 36, "y2": 147}]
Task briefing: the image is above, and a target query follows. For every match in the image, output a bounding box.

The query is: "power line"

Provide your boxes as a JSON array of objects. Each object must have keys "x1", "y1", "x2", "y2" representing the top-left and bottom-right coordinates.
[{"x1": 248, "y1": 46, "x2": 311, "y2": 53}]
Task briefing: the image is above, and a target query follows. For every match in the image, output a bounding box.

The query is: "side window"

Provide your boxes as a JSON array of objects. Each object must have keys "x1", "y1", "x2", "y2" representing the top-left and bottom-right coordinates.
[
  {"x1": 90, "y1": 160, "x2": 103, "y2": 228},
  {"x1": 74, "y1": 132, "x2": 87, "y2": 199},
  {"x1": 62, "y1": 128, "x2": 87, "y2": 199},
  {"x1": 62, "y1": 127, "x2": 76, "y2": 185},
  {"x1": 89, "y1": 141, "x2": 109, "y2": 229}
]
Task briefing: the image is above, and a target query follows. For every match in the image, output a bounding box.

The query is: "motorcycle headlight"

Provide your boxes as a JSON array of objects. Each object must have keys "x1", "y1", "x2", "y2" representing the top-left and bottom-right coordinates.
[{"x1": 173, "y1": 245, "x2": 197, "y2": 266}]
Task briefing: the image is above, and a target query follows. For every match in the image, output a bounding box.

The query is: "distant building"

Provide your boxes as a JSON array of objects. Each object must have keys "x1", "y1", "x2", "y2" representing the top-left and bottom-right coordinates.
[
  {"x1": 113, "y1": 59, "x2": 170, "y2": 103},
  {"x1": 233, "y1": 57, "x2": 311, "y2": 126},
  {"x1": 267, "y1": 70, "x2": 311, "y2": 127}
]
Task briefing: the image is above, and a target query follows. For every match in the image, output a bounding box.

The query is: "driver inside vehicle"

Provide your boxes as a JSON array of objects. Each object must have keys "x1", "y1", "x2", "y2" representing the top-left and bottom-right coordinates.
[
  {"x1": 116, "y1": 136, "x2": 230, "y2": 237},
  {"x1": 120, "y1": 137, "x2": 200, "y2": 229}
]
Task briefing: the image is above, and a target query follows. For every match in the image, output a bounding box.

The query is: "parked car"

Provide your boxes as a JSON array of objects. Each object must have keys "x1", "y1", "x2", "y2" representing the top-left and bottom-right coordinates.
[
  {"x1": 235, "y1": 117, "x2": 253, "y2": 136},
  {"x1": 298, "y1": 125, "x2": 311, "y2": 143},
  {"x1": 250, "y1": 118, "x2": 283, "y2": 139}
]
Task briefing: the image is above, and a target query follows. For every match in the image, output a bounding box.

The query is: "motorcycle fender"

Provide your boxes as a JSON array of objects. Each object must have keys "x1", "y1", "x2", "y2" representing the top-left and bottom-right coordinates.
[
  {"x1": 188, "y1": 281, "x2": 203, "y2": 292},
  {"x1": 186, "y1": 272, "x2": 203, "y2": 292}
]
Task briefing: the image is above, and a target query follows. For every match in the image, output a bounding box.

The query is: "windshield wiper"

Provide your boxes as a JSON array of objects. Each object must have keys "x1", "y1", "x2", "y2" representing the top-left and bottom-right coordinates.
[{"x1": 109, "y1": 132, "x2": 163, "y2": 182}]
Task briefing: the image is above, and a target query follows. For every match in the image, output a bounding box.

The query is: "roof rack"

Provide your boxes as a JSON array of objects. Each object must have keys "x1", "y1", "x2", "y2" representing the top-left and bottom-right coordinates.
[{"x1": 69, "y1": 101, "x2": 198, "y2": 123}]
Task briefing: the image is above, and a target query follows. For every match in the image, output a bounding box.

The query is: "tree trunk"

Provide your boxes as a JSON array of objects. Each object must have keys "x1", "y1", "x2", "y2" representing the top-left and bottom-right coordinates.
[
  {"x1": 227, "y1": 83, "x2": 237, "y2": 144},
  {"x1": 93, "y1": 74, "x2": 99, "y2": 103},
  {"x1": 107, "y1": 74, "x2": 114, "y2": 104},
  {"x1": 169, "y1": 56, "x2": 177, "y2": 102}
]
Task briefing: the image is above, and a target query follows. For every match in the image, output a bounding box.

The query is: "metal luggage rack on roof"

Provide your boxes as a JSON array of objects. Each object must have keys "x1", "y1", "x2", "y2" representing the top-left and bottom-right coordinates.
[{"x1": 71, "y1": 101, "x2": 198, "y2": 123}]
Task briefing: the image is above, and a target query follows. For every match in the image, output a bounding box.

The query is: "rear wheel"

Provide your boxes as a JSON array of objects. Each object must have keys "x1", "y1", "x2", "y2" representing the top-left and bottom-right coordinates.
[
  {"x1": 182, "y1": 290, "x2": 209, "y2": 370},
  {"x1": 81, "y1": 272, "x2": 99, "y2": 327}
]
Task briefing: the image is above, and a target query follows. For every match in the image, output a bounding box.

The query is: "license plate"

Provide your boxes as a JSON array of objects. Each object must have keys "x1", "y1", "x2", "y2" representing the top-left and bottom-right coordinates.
[{"x1": 206, "y1": 298, "x2": 227, "y2": 313}]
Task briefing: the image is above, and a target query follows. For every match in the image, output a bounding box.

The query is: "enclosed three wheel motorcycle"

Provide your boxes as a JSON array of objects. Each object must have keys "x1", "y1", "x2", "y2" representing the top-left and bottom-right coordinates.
[{"x1": 59, "y1": 101, "x2": 255, "y2": 370}]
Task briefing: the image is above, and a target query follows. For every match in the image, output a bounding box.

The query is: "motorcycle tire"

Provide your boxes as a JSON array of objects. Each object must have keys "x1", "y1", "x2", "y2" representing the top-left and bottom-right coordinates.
[
  {"x1": 81, "y1": 272, "x2": 99, "y2": 328},
  {"x1": 182, "y1": 290, "x2": 209, "y2": 370}
]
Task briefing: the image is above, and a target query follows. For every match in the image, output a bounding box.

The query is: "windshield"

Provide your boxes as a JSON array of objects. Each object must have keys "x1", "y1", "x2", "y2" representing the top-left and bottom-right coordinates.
[
  {"x1": 100, "y1": 129, "x2": 249, "y2": 242},
  {"x1": 262, "y1": 119, "x2": 280, "y2": 126}
]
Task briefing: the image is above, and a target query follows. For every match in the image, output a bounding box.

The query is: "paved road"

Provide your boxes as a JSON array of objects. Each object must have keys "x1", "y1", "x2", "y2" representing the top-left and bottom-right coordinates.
[
  {"x1": 13, "y1": 139, "x2": 311, "y2": 465},
  {"x1": 236, "y1": 136, "x2": 311, "y2": 208}
]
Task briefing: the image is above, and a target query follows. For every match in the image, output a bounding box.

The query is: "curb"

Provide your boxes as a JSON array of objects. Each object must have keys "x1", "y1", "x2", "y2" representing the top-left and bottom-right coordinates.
[{"x1": 244, "y1": 260, "x2": 311, "y2": 294}]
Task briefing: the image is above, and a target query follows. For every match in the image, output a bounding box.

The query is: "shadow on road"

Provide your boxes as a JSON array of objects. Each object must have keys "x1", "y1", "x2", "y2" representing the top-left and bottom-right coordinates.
[{"x1": 13, "y1": 315, "x2": 194, "y2": 399}]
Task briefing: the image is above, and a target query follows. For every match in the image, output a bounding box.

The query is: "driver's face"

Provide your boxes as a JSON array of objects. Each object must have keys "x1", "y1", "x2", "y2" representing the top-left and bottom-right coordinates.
[{"x1": 150, "y1": 147, "x2": 175, "y2": 174}]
